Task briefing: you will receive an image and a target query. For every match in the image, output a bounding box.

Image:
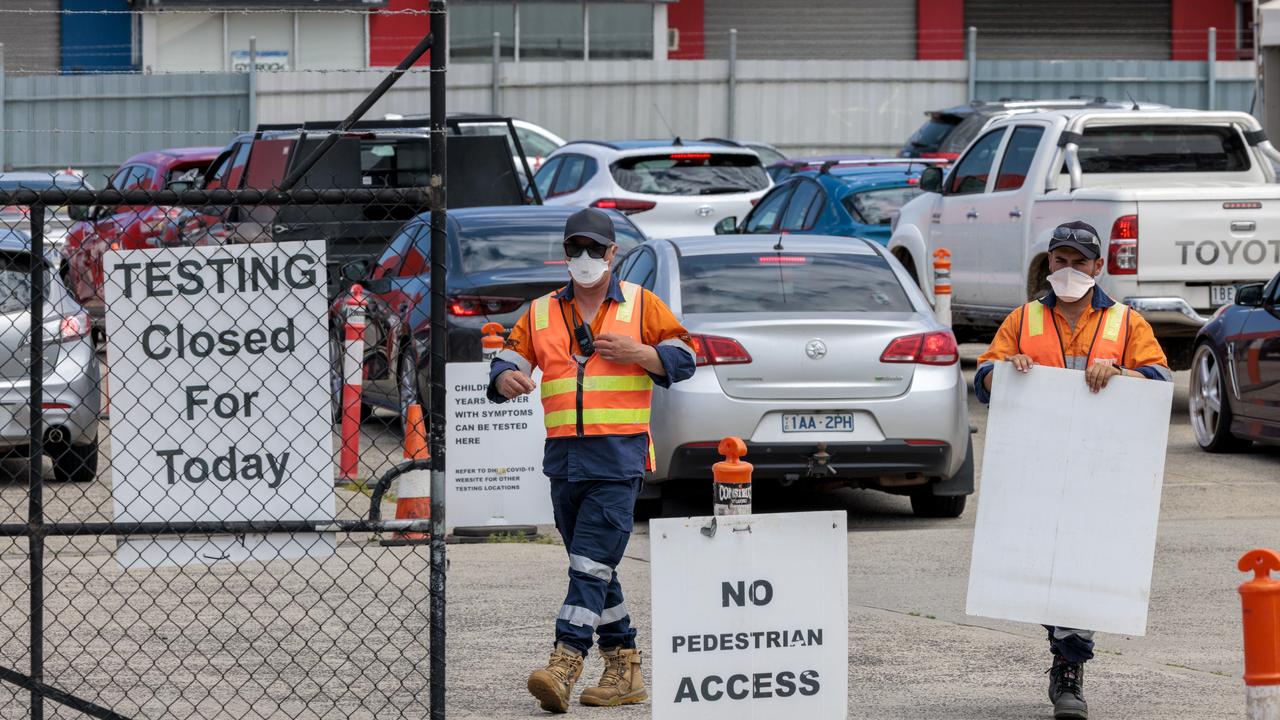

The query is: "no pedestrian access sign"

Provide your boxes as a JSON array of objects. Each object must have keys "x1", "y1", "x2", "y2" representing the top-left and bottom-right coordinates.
[{"x1": 649, "y1": 511, "x2": 848, "y2": 719}]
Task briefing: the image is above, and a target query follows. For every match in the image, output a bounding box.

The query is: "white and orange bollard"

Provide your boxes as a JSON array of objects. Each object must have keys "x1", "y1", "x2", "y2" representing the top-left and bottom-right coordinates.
[
  {"x1": 383, "y1": 402, "x2": 431, "y2": 545},
  {"x1": 480, "y1": 321, "x2": 505, "y2": 362},
  {"x1": 1239, "y1": 549, "x2": 1280, "y2": 719},
  {"x1": 712, "y1": 436, "x2": 753, "y2": 516},
  {"x1": 338, "y1": 284, "x2": 366, "y2": 486},
  {"x1": 932, "y1": 248, "x2": 952, "y2": 327}
]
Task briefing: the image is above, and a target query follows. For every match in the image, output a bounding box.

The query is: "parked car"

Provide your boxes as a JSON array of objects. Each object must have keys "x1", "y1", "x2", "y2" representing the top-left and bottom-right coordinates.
[
  {"x1": 890, "y1": 108, "x2": 1280, "y2": 369},
  {"x1": 1190, "y1": 272, "x2": 1280, "y2": 451},
  {"x1": 766, "y1": 154, "x2": 877, "y2": 183},
  {"x1": 699, "y1": 138, "x2": 788, "y2": 168},
  {"x1": 61, "y1": 147, "x2": 221, "y2": 337},
  {"x1": 0, "y1": 170, "x2": 95, "y2": 251},
  {"x1": 336, "y1": 205, "x2": 647, "y2": 415},
  {"x1": 387, "y1": 112, "x2": 566, "y2": 178},
  {"x1": 718, "y1": 160, "x2": 940, "y2": 245},
  {"x1": 899, "y1": 98, "x2": 1171, "y2": 161},
  {"x1": 615, "y1": 234, "x2": 972, "y2": 518},
  {"x1": 177, "y1": 118, "x2": 529, "y2": 298},
  {"x1": 0, "y1": 231, "x2": 100, "y2": 482},
  {"x1": 534, "y1": 140, "x2": 771, "y2": 239}
]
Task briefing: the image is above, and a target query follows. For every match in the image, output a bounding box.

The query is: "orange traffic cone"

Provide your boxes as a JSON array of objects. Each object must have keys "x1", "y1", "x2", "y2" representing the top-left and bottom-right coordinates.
[{"x1": 384, "y1": 402, "x2": 430, "y2": 544}]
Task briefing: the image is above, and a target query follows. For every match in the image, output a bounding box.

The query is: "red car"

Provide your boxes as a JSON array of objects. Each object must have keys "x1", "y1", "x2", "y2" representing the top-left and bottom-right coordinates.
[{"x1": 62, "y1": 147, "x2": 222, "y2": 335}]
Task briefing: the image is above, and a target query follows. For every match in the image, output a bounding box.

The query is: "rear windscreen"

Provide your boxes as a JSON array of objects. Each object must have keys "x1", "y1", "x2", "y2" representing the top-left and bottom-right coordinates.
[
  {"x1": 0, "y1": 253, "x2": 37, "y2": 313},
  {"x1": 458, "y1": 218, "x2": 642, "y2": 274},
  {"x1": 842, "y1": 186, "x2": 923, "y2": 225},
  {"x1": 610, "y1": 153, "x2": 769, "y2": 196},
  {"x1": 678, "y1": 252, "x2": 912, "y2": 314},
  {"x1": 906, "y1": 117, "x2": 960, "y2": 149},
  {"x1": 1075, "y1": 125, "x2": 1251, "y2": 173}
]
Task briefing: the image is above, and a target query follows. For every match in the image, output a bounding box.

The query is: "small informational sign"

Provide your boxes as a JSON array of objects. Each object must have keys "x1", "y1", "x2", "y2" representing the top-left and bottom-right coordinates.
[
  {"x1": 650, "y1": 511, "x2": 848, "y2": 720},
  {"x1": 445, "y1": 362, "x2": 552, "y2": 529},
  {"x1": 966, "y1": 363, "x2": 1174, "y2": 635},
  {"x1": 230, "y1": 50, "x2": 290, "y2": 72},
  {"x1": 104, "y1": 241, "x2": 335, "y2": 569}
]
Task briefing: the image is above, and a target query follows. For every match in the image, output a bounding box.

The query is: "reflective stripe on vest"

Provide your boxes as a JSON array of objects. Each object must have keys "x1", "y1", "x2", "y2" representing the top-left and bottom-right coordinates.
[
  {"x1": 529, "y1": 282, "x2": 654, "y2": 463},
  {"x1": 1018, "y1": 300, "x2": 1130, "y2": 369}
]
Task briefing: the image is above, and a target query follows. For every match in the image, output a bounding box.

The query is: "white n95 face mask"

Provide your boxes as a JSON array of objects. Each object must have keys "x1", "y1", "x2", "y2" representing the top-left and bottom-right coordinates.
[
  {"x1": 1047, "y1": 267, "x2": 1096, "y2": 302},
  {"x1": 567, "y1": 255, "x2": 609, "y2": 286}
]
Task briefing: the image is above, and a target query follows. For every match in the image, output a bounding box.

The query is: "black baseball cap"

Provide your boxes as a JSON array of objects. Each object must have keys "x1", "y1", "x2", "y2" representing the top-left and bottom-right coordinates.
[
  {"x1": 563, "y1": 208, "x2": 616, "y2": 247},
  {"x1": 1048, "y1": 220, "x2": 1102, "y2": 260}
]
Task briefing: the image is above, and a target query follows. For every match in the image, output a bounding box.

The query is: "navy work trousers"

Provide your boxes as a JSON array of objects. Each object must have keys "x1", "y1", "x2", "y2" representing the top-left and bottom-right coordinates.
[
  {"x1": 549, "y1": 477, "x2": 641, "y2": 655},
  {"x1": 1045, "y1": 626, "x2": 1095, "y2": 663}
]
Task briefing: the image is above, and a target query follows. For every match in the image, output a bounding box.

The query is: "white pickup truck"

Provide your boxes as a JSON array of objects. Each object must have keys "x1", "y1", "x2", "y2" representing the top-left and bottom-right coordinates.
[{"x1": 888, "y1": 109, "x2": 1280, "y2": 368}]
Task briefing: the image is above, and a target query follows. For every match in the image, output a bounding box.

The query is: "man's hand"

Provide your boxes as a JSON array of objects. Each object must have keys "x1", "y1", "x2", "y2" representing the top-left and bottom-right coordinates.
[
  {"x1": 595, "y1": 333, "x2": 647, "y2": 365},
  {"x1": 496, "y1": 369, "x2": 536, "y2": 399},
  {"x1": 1009, "y1": 354, "x2": 1034, "y2": 373},
  {"x1": 1085, "y1": 360, "x2": 1122, "y2": 394}
]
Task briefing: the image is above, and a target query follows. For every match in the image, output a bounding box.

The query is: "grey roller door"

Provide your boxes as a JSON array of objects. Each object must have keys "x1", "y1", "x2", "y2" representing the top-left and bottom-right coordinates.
[
  {"x1": 0, "y1": 0, "x2": 60, "y2": 73},
  {"x1": 704, "y1": 0, "x2": 917, "y2": 60},
  {"x1": 966, "y1": 0, "x2": 1171, "y2": 60}
]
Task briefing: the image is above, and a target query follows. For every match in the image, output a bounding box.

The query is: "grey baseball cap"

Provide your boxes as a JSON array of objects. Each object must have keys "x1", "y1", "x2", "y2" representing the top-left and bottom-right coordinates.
[
  {"x1": 563, "y1": 207, "x2": 616, "y2": 246},
  {"x1": 1048, "y1": 220, "x2": 1102, "y2": 260}
]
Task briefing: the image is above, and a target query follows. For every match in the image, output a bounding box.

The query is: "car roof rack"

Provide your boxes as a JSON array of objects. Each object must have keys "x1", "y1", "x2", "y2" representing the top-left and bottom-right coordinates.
[
  {"x1": 561, "y1": 140, "x2": 623, "y2": 150},
  {"x1": 816, "y1": 158, "x2": 952, "y2": 174}
]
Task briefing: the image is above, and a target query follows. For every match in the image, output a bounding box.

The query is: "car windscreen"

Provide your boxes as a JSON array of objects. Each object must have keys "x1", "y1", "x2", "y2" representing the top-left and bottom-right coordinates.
[
  {"x1": 842, "y1": 185, "x2": 923, "y2": 225},
  {"x1": 678, "y1": 251, "x2": 912, "y2": 314},
  {"x1": 1074, "y1": 125, "x2": 1251, "y2": 173},
  {"x1": 610, "y1": 153, "x2": 769, "y2": 196},
  {"x1": 905, "y1": 117, "x2": 960, "y2": 150},
  {"x1": 458, "y1": 218, "x2": 642, "y2": 274}
]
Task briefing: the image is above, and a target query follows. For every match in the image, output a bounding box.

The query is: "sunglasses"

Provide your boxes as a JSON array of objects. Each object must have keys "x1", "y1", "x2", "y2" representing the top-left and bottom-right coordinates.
[
  {"x1": 1051, "y1": 226, "x2": 1100, "y2": 247},
  {"x1": 563, "y1": 242, "x2": 609, "y2": 259}
]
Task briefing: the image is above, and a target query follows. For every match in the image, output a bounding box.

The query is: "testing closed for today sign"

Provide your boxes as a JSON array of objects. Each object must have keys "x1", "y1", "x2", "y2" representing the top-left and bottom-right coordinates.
[{"x1": 649, "y1": 511, "x2": 848, "y2": 720}]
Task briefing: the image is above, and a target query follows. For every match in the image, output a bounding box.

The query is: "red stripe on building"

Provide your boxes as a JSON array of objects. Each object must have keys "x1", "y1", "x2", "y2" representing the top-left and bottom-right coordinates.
[
  {"x1": 667, "y1": 0, "x2": 704, "y2": 60},
  {"x1": 917, "y1": 0, "x2": 965, "y2": 60},
  {"x1": 370, "y1": 0, "x2": 431, "y2": 67},
  {"x1": 1171, "y1": 0, "x2": 1236, "y2": 60}
]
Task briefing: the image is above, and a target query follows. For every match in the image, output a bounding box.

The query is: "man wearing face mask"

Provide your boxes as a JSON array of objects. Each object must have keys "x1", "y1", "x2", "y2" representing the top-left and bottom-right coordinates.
[
  {"x1": 486, "y1": 207, "x2": 695, "y2": 713},
  {"x1": 973, "y1": 220, "x2": 1170, "y2": 719}
]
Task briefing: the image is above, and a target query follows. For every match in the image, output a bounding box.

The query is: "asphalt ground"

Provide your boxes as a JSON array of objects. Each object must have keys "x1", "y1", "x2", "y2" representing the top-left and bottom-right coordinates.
[{"x1": 0, "y1": 344, "x2": 1272, "y2": 718}]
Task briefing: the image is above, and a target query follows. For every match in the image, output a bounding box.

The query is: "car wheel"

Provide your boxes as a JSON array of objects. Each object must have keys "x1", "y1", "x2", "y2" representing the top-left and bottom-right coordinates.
[
  {"x1": 50, "y1": 436, "x2": 99, "y2": 483},
  {"x1": 910, "y1": 492, "x2": 966, "y2": 519},
  {"x1": 397, "y1": 337, "x2": 423, "y2": 411},
  {"x1": 330, "y1": 330, "x2": 371, "y2": 424},
  {"x1": 1189, "y1": 342, "x2": 1250, "y2": 452}
]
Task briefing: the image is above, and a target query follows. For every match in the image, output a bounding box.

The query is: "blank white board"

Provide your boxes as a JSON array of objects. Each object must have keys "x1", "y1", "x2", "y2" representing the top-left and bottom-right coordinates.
[{"x1": 966, "y1": 362, "x2": 1173, "y2": 636}]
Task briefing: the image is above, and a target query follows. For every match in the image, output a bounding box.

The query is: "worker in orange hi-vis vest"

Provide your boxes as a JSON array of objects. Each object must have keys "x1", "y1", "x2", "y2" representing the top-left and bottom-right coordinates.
[
  {"x1": 974, "y1": 220, "x2": 1171, "y2": 720},
  {"x1": 487, "y1": 208, "x2": 695, "y2": 714}
]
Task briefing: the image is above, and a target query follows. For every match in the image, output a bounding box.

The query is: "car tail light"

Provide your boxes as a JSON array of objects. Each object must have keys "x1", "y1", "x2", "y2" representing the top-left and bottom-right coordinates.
[
  {"x1": 448, "y1": 295, "x2": 524, "y2": 316},
  {"x1": 687, "y1": 334, "x2": 752, "y2": 366},
  {"x1": 591, "y1": 198, "x2": 656, "y2": 215},
  {"x1": 880, "y1": 331, "x2": 958, "y2": 365},
  {"x1": 47, "y1": 312, "x2": 89, "y2": 341},
  {"x1": 1108, "y1": 214, "x2": 1138, "y2": 275}
]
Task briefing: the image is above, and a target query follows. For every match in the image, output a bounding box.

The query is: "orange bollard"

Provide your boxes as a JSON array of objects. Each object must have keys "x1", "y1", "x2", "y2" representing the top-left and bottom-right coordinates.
[
  {"x1": 480, "y1": 322, "x2": 505, "y2": 362},
  {"x1": 932, "y1": 248, "x2": 952, "y2": 327},
  {"x1": 712, "y1": 436, "x2": 753, "y2": 516},
  {"x1": 1239, "y1": 548, "x2": 1280, "y2": 717},
  {"x1": 384, "y1": 402, "x2": 431, "y2": 545}
]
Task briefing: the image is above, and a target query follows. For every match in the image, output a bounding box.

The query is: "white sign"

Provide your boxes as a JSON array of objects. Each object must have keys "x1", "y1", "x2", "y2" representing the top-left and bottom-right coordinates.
[
  {"x1": 104, "y1": 241, "x2": 335, "y2": 568},
  {"x1": 230, "y1": 49, "x2": 290, "y2": 72},
  {"x1": 445, "y1": 362, "x2": 552, "y2": 529},
  {"x1": 650, "y1": 511, "x2": 848, "y2": 720},
  {"x1": 966, "y1": 363, "x2": 1173, "y2": 635}
]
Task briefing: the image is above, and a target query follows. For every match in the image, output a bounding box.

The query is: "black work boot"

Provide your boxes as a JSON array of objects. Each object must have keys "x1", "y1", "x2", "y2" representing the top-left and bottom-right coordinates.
[{"x1": 1047, "y1": 655, "x2": 1088, "y2": 719}]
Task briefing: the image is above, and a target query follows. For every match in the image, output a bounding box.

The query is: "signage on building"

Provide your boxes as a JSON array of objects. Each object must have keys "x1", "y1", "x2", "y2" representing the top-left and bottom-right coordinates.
[
  {"x1": 231, "y1": 50, "x2": 291, "y2": 73},
  {"x1": 649, "y1": 511, "x2": 849, "y2": 719}
]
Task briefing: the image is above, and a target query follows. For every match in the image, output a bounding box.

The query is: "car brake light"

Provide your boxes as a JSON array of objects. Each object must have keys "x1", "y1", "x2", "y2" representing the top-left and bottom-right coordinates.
[
  {"x1": 670, "y1": 153, "x2": 711, "y2": 160},
  {"x1": 591, "y1": 198, "x2": 657, "y2": 215},
  {"x1": 756, "y1": 256, "x2": 809, "y2": 264},
  {"x1": 687, "y1": 334, "x2": 752, "y2": 366},
  {"x1": 448, "y1": 296, "x2": 524, "y2": 316},
  {"x1": 1108, "y1": 214, "x2": 1138, "y2": 276},
  {"x1": 880, "y1": 331, "x2": 958, "y2": 366}
]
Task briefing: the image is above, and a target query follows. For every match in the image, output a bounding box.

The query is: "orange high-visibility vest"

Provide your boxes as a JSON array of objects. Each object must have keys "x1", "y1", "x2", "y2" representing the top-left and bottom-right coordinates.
[
  {"x1": 1017, "y1": 299, "x2": 1131, "y2": 369},
  {"x1": 529, "y1": 281, "x2": 655, "y2": 454}
]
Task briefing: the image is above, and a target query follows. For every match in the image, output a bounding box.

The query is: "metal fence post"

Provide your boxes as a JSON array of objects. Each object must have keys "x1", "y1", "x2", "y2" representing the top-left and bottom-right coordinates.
[
  {"x1": 27, "y1": 202, "x2": 45, "y2": 720},
  {"x1": 491, "y1": 31, "x2": 500, "y2": 114},
  {"x1": 248, "y1": 36, "x2": 258, "y2": 132},
  {"x1": 727, "y1": 28, "x2": 737, "y2": 139},
  {"x1": 967, "y1": 26, "x2": 977, "y2": 101},
  {"x1": 1208, "y1": 27, "x2": 1217, "y2": 111},
  {"x1": 0, "y1": 43, "x2": 7, "y2": 173},
  {"x1": 428, "y1": 3, "x2": 449, "y2": 720}
]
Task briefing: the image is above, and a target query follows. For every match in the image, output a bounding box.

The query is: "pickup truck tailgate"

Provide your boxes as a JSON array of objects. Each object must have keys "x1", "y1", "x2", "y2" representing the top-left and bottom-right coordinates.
[{"x1": 1139, "y1": 199, "x2": 1280, "y2": 282}]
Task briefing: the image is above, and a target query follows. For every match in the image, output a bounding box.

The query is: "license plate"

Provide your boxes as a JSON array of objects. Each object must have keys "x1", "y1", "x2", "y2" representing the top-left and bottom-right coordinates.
[
  {"x1": 781, "y1": 412, "x2": 854, "y2": 433},
  {"x1": 1210, "y1": 284, "x2": 1237, "y2": 306}
]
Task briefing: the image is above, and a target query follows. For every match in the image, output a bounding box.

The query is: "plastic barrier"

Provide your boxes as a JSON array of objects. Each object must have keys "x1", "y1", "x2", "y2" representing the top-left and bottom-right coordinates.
[
  {"x1": 1240, "y1": 549, "x2": 1280, "y2": 719},
  {"x1": 382, "y1": 402, "x2": 431, "y2": 546},
  {"x1": 481, "y1": 322, "x2": 505, "y2": 362},
  {"x1": 338, "y1": 284, "x2": 366, "y2": 485},
  {"x1": 932, "y1": 248, "x2": 952, "y2": 327},
  {"x1": 712, "y1": 437, "x2": 752, "y2": 516}
]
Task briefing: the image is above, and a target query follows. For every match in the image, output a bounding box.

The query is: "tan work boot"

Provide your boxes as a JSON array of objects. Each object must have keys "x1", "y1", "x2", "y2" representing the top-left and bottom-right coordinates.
[
  {"x1": 527, "y1": 643, "x2": 585, "y2": 713},
  {"x1": 579, "y1": 647, "x2": 647, "y2": 707}
]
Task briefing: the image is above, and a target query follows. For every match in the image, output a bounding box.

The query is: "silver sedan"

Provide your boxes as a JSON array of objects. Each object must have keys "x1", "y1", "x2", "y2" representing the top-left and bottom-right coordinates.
[{"x1": 615, "y1": 235, "x2": 972, "y2": 517}]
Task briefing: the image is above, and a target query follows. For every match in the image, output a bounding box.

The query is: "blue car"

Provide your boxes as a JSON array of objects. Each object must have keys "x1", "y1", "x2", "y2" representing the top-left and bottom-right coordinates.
[{"x1": 718, "y1": 160, "x2": 935, "y2": 245}]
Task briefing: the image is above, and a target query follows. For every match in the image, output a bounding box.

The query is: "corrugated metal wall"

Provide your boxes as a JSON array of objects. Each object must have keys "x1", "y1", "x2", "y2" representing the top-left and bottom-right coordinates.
[
  {"x1": 701, "y1": 0, "x2": 917, "y2": 60},
  {"x1": 975, "y1": 60, "x2": 1256, "y2": 113},
  {"x1": 0, "y1": 0, "x2": 61, "y2": 74},
  {"x1": 966, "y1": 0, "x2": 1172, "y2": 60},
  {"x1": 4, "y1": 74, "x2": 250, "y2": 181}
]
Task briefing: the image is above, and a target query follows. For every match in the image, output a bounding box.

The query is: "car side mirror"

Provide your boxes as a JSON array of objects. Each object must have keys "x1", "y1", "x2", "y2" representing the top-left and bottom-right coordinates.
[
  {"x1": 1235, "y1": 283, "x2": 1266, "y2": 307},
  {"x1": 919, "y1": 166, "x2": 944, "y2": 194},
  {"x1": 167, "y1": 180, "x2": 194, "y2": 193},
  {"x1": 67, "y1": 205, "x2": 91, "y2": 222},
  {"x1": 714, "y1": 216, "x2": 738, "y2": 235},
  {"x1": 342, "y1": 259, "x2": 371, "y2": 283}
]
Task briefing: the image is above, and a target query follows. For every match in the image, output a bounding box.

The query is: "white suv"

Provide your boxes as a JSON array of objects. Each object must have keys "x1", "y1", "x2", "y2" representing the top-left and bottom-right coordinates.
[{"x1": 534, "y1": 140, "x2": 771, "y2": 239}]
